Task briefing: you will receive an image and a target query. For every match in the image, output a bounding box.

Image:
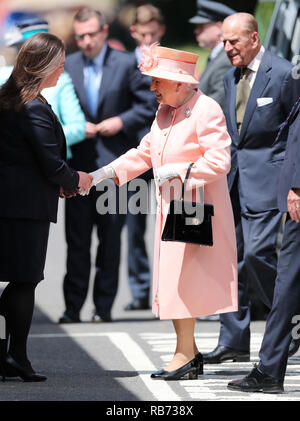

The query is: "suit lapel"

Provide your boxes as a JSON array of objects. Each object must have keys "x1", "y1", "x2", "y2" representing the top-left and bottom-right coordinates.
[
  {"x1": 229, "y1": 68, "x2": 240, "y2": 142},
  {"x1": 239, "y1": 51, "x2": 272, "y2": 140},
  {"x1": 72, "y1": 53, "x2": 86, "y2": 111},
  {"x1": 97, "y1": 47, "x2": 113, "y2": 115}
]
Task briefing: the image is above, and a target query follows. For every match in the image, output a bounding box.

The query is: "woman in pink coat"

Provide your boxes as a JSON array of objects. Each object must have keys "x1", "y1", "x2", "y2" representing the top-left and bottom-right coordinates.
[{"x1": 88, "y1": 45, "x2": 237, "y2": 380}]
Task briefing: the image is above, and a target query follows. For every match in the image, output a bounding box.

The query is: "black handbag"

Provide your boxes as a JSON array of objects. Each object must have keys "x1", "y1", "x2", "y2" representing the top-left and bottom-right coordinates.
[{"x1": 161, "y1": 163, "x2": 214, "y2": 246}]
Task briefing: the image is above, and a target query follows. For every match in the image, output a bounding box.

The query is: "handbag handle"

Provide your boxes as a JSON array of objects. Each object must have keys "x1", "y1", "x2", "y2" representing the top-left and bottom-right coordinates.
[{"x1": 181, "y1": 163, "x2": 204, "y2": 204}]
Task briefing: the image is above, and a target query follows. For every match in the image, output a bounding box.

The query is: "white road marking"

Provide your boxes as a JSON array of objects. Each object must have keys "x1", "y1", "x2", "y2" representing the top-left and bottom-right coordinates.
[
  {"x1": 27, "y1": 331, "x2": 300, "y2": 400},
  {"x1": 29, "y1": 331, "x2": 181, "y2": 401},
  {"x1": 140, "y1": 332, "x2": 300, "y2": 401},
  {"x1": 107, "y1": 332, "x2": 180, "y2": 401}
]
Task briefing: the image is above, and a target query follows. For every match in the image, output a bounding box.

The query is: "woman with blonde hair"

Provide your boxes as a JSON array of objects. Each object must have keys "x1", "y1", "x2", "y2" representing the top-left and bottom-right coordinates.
[
  {"x1": 89, "y1": 44, "x2": 237, "y2": 380},
  {"x1": 0, "y1": 32, "x2": 92, "y2": 382}
]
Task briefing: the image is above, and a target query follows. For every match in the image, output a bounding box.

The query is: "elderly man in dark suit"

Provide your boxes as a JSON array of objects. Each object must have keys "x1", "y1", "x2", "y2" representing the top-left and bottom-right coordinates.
[
  {"x1": 227, "y1": 94, "x2": 300, "y2": 393},
  {"x1": 202, "y1": 12, "x2": 300, "y2": 364},
  {"x1": 189, "y1": 0, "x2": 235, "y2": 111},
  {"x1": 59, "y1": 7, "x2": 155, "y2": 323}
]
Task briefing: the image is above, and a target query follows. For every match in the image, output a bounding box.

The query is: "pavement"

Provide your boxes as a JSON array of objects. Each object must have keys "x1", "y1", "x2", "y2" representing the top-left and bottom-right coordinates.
[{"x1": 1, "y1": 201, "x2": 300, "y2": 406}]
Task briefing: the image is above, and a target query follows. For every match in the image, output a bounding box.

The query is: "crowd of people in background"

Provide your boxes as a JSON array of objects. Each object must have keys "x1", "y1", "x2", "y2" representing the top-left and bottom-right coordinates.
[{"x1": 1, "y1": 0, "x2": 300, "y2": 394}]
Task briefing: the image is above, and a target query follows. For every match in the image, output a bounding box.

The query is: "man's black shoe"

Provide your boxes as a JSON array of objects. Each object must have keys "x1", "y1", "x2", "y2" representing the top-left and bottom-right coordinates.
[
  {"x1": 203, "y1": 345, "x2": 250, "y2": 364},
  {"x1": 91, "y1": 312, "x2": 112, "y2": 323},
  {"x1": 227, "y1": 365, "x2": 284, "y2": 393},
  {"x1": 288, "y1": 338, "x2": 300, "y2": 357},
  {"x1": 59, "y1": 312, "x2": 81, "y2": 324},
  {"x1": 124, "y1": 298, "x2": 150, "y2": 311}
]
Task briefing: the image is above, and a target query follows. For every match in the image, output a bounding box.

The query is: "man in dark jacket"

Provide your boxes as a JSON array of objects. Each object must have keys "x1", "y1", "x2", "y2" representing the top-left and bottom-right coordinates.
[
  {"x1": 202, "y1": 12, "x2": 300, "y2": 364},
  {"x1": 227, "y1": 95, "x2": 300, "y2": 394},
  {"x1": 122, "y1": 4, "x2": 165, "y2": 312},
  {"x1": 189, "y1": 0, "x2": 235, "y2": 111},
  {"x1": 59, "y1": 7, "x2": 155, "y2": 323}
]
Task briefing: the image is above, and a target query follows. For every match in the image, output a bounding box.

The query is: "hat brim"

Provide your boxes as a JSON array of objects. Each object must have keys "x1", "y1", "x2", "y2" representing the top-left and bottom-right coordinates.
[
  {"x1": 189, "y1": 16, "x2": 214, "y2": 24},
  {"x1": 6, "y1": 37, "x2": 23, "y2": 47},
  {"x1": 141, "y1": 68, "x2": 199, "y2": 84},
  {"x1": 7, "y1": 28, "x2": 49, "y2": 46}
]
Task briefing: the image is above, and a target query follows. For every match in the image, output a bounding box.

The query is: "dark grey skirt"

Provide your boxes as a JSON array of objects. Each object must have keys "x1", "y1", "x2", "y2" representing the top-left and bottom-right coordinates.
[{"x1": 0, "y1": 218, "x2": 50, "y2": 283}]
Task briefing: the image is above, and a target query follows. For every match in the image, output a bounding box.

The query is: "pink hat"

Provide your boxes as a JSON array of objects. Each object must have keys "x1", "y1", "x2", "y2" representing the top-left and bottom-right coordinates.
[{"x1": 139, "y1": 43, "x2": 200, "y2": 84}]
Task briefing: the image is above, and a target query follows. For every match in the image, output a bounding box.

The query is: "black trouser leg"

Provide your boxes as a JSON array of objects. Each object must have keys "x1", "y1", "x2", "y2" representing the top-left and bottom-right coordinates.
[
  {"x1": 93, "y1": 183, "x2": 126, "y2": 316},
  {"x1": 259, "y1": 215, "x2": 300, "y2": 380},
  {"x1": 64, "y1": 194, "x2": 94, "y2": 317}
]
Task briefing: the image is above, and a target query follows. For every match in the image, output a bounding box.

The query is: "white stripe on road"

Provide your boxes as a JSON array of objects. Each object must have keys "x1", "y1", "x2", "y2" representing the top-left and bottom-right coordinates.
[
  {"x1": 29, "y1": 331, "x2": 181, "y2": 401},
  {"x1": 28, "y1": 331, "x2": 300, "y2": 400},
  {"x1": 107, "y1": 332, "x2": 181, "y2": 401},
  {"x1": 141, "y1": 332, "x2": 300, "y2": 401}
]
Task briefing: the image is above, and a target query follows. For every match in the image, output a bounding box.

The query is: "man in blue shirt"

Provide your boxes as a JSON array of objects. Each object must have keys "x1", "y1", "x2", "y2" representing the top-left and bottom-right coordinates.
[
  {"x1": 60, "y1": 7, "x2": 156, "y2": 323},
  {"x1": 121, "y1": 4, "x2": 166, "y2": 312}
]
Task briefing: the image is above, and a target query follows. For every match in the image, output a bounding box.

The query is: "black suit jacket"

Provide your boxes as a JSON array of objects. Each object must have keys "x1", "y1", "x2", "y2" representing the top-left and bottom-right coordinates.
[
  {"x1": 65, "y1": 46, "x2": 156, "y2": 171},
  {"x1": 0, "y1": 98, "x2": 79, "y2": 222}
]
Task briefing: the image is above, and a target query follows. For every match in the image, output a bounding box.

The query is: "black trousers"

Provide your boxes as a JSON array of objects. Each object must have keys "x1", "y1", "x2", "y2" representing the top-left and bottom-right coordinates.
[
  {"x1": 219, "y1": 178, "x2": 282, "y2": 350},
  {"x1": 126, "y1": 169, "x2": 153, "y2": 301},
  {"x1": 258, "y1": 214, "x2": 300, "y2": 380},
  {"x1": 63, "y1": 183, "x2": 126, "y2": 318}
]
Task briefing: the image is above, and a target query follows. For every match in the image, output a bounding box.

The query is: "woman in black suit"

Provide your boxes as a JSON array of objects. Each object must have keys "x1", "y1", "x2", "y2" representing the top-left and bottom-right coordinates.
[{"x1": 0, "y1": 32, "x2": 92, "y2": 382}]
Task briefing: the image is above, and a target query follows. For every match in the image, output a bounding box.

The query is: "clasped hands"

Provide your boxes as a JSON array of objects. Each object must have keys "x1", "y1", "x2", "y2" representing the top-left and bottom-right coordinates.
[
  {"x1": 61, "y1": 167, "x2": 111, "y2": 198},
  {"x1": 77, "y1": 166, "x2": 116, "y2": 196},
  {"x1": 288, "y1": 188, "x2": 300, "y2": 222},
  {"x1": 65, "y1": 117, "x2": 123, "y2": 197},
  {"x1": 86, "y1": 117, "x2": 123, "y2": 139},
  {"x1": 60, "y1": 167, "x2": 115, "y2": 197},
  {"x1": 60, "y1": 171, "x2": 93, "y2": 198}
]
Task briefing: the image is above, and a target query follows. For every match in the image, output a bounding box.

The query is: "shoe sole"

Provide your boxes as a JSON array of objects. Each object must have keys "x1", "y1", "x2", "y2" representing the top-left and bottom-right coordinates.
[
  {"x1": 124, "y1": 306, "x2": 150, "y2": 311},
  {"x1": 59, "y1": 320, "x2": 81, "y2": 324},
  {"x1": 162, "y1": 370, "x2": 200, "y2": 381},
  {"x1": 152, "y1": 366, "x2": 203, "y2": 381},
  {"x1": 227, "y1": 384, "x2": 284, "y2": 394},
  {"x1": 204, "y1": 355, "x2": 250, "y2": 364}
]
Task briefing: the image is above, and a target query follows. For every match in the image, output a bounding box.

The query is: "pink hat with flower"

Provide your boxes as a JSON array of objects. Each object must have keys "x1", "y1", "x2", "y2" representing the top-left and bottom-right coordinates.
[{"x1": 139, "y1": 43, "x2": 200, "y2": 84}]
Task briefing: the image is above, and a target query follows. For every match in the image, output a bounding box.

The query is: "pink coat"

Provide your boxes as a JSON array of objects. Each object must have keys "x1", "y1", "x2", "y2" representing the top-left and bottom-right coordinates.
[{"x1": 111, "y1": 89, "x2": 237, "y2": 320}]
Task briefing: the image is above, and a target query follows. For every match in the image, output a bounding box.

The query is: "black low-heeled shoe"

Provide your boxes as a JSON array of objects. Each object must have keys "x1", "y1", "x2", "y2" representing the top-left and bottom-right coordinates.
[
  {"x1": 195, "y1": 352, "x2": 204, "y2": 375},
  {"x1": 151, "y1": 369, "x2": 166, "y2": 378},
  {"x1": 0, "y1": 338, "x2": 8, "y2": 382},
  {"x1": 151, "y1": 354, "x2": 203, "y2": 380},
  {"x1": 4, "y1": 354, "x2": 47, "y2": 382}
]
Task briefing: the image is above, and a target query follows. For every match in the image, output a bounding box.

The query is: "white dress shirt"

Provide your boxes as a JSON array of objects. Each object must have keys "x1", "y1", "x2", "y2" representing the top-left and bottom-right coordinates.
[{"x1": 246, "y1": 45, "x2": 265, "y2": 89}]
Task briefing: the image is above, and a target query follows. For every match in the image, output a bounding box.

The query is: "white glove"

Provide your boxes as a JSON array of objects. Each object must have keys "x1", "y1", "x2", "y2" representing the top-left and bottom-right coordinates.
[
  {"x1": 155, "y1": 163, "x2": 180, "y2": 187},
  {"x1": 78, "y1": 166, "x2": 116, "y2": 196},
  {"x1": 90, "y1": 165, "x2": 116, "y2": 186}
]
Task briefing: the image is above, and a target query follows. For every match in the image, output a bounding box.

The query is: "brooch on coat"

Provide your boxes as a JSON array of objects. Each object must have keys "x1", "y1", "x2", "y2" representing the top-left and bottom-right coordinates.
[{"x1": 184, "y1": 107, "x2": 191, "y2": 118}]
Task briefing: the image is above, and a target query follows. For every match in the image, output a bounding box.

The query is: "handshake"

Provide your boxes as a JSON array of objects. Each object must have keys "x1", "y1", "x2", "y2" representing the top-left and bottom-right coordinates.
[
  {"x1": 60, "y1": 167, "x2": 116, "y2": 199},
  {"x1": 60, "y1": 163, "x2": 181, "y2": 198},
  {"x1": 78, "y1": 166, "x2": 116, "y2": 197}
]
